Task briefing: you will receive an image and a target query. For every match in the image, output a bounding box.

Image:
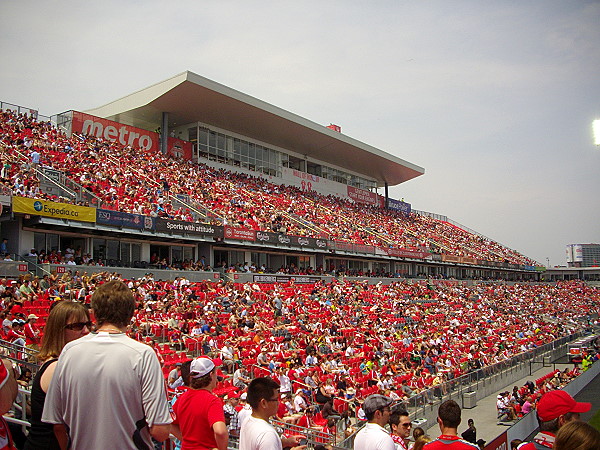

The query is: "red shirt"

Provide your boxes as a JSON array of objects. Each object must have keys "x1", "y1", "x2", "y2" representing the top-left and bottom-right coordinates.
[
  {"x1": 173, "y1": 389, "x2": 225, "y2": 450},
  {"x1": 424, "y1": 435, "x2": 479, "y2": 449},
  {"x1": 24, "y1": 323, "x2": 40, "y2": 345}
]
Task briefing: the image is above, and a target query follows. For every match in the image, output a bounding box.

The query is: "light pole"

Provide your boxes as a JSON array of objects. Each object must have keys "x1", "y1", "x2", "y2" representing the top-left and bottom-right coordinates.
[{"x1": 593, "y1": 119, "x2": 600, "y2": 146}]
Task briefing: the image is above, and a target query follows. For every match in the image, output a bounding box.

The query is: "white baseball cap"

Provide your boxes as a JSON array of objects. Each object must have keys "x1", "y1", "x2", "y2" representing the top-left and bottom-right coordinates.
[{"x1": 190, "y1": 357, "x2": 216, "y2": 378}]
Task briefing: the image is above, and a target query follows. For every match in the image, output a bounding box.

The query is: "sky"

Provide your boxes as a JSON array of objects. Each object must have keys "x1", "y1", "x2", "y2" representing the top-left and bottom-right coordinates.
[{"x1": 1, "y1": 1, "x2": 599, "y2": 267}]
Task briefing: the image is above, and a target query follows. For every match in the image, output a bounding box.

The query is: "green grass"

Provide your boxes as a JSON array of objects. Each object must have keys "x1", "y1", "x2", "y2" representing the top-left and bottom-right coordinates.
[{"x1": 589, "y1": 408, "x2": 600, "y2": 432}]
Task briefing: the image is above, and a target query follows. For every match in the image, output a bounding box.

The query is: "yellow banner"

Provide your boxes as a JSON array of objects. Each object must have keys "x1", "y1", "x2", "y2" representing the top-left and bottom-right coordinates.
[{"x1": 12, "y1": 197, "x2": 96, "y2": 223}]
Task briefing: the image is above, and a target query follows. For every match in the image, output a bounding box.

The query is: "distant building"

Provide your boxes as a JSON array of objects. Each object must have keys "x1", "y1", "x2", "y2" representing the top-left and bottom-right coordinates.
[{"x1": 566, "y1": 244, "x2": 600, "y2": 267}]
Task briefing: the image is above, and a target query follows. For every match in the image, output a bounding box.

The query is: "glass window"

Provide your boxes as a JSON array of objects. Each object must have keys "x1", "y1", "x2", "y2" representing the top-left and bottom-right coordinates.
[
  {"x1": 171, "y1": 246, "x2": 183, "y2": 264},
  {"x1": 93, "y1": 239, "x2": 106, "y2": 260},
  {"x1": 33, "y1": 232, "x2": 46, "y2": 253},
  {"x1": 183, "y1": 247, "x2": 194, "y2": 262},
  {"x1": 188, "y1": 127, "x2": 197, "y2": 142},
  {"x1": 47, "y1": 234, "x2": 59, "y2": 252},
  {"x1": 106, "y1": 240, "x2": 119, "y2": 260},
  {"x1": 121, "y1": 242, "x2": 131, "y2": 266},
  {"x1": 217, "y1": 133, "x2": 226, "y2": 150},
  {"x1": 132, "y1": 244, "x2": 141, "y2": 263}
]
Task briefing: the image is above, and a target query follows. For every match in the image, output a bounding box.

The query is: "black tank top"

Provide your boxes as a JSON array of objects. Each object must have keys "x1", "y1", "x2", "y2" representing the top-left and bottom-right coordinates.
[{"x1": 23, "y1": 358, "x2": 60, "y2": 450}]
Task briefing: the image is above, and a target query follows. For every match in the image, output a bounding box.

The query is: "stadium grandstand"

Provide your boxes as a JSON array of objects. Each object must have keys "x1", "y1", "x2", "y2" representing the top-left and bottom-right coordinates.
[
  {"x1": 0, "y1": 74, "x2": 598, "y2": 450},
  {"x1": 0, "y1": 72, "x2": 542, "y2": 282}
]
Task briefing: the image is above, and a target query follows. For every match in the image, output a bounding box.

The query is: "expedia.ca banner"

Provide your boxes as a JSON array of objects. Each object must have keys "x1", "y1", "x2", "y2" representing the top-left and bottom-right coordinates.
[{"x1": 12, "y1": 197, "x2": 96, "y2": 222}]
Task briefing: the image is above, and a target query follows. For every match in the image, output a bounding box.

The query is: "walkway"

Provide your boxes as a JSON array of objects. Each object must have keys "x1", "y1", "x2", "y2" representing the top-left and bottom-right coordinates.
[{"x1": 424, "y1": 362, "x2": 576, "y2": 445}]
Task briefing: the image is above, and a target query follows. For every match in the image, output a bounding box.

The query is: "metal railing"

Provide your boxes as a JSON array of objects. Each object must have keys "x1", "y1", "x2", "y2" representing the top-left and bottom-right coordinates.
[
  {"x1": 0, "y1": 101, "x2": 51, "y2": 123},
  {"x1": 0, "y1": 340, "x2": 40, "y2": 371}
]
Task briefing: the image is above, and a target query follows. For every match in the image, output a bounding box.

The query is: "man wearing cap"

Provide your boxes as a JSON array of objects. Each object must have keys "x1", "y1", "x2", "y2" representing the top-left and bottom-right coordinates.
[
  {"x1": 353, "y1": 394, "x2": 396, "y2": 450},
  {"x1": 24, "y1": 314, "x2": 41, "y2": 354},
  {"x1": 293, "y1": 388, "x2": 309, "y2": 413},
  {"x1": 171, "y1": 356, "x2": 228, "y2": 450},
  {"x1": 519, "y1": 390, "x2": 590, "y2": 449},
  {"x1": 224, "y1": 392, "x2": 241, "y2": 436},
  {"x1": 424, "y1": 400, "x2": 478, "y2": 449}
]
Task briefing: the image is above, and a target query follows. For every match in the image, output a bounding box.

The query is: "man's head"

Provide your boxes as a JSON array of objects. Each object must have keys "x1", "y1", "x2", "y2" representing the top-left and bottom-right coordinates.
[
  {"x1": 389, "y1": 409, "x2": 411, "y2": 439},
  {"x1": 91, "y1": 280, "x2": 135, "y2": 328},
  {"x1": 537, "y1": 390, "x2": 590, "y2": 433},
  {"x1": 180, "y1": 360, "x2": 192, "y2": 387},
  {"x1": 437, "y1": 400, "x2": 461, "y2": 430},
  {"x1": 363, "y1": 394, "x2": 393, "y2": 425},
  {"x1": 247, "y1": 377, "x2": 280, "y2": 419},
  {"x1": 189, "y1": 357, "x2": 217, "y2": 389},
  {"x1": 227, "y1": 393, "x2": 240, "y2": 406}
]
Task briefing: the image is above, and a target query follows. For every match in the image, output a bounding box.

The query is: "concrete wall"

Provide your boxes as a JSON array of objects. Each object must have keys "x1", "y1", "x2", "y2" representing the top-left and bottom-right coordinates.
[{"x1": 40, "y1": 264, "x2": 221, "y2": 282}]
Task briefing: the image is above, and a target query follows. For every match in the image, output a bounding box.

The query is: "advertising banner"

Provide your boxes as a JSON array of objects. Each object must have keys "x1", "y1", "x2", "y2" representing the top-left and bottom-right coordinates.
[
  {"x1": 442, "y1": 254, "x2": 461, "y2": 263},
  {"x1": 12, "y1": 197, "x2": 96, "y2": 222},
  {"x1": 461, "y1": 257, "x2": 477, "y2": 265},
  {"x1": 96, "y1": 209, "x2": 153, "y2": 230},
  {"x1": 347, "y1": 186, "x2": 378, "y2": 205},
  {"x1": 155, "y1": 219, "x2": 224, "y2": 238},
  {"x1": 333, "y1": 241, "x2": 355, "y2": 252},
  {"x1": 224, "y1": 227, "x2": 256, "y2": 242},
  {"x1": 253, "y1": 275, "x2": 314, "y2": 284},
  {"x1": 354, "y1": 244, "x2": 376, "y2": 254},
  {"x1": 254, "y1": 231, "x2": 328, "y2": 249},
  {"x1": 572, "y1": 244, "x2": 583, "y2": 262},
  {"x1": 388, "y1": 198, "x2": 411, "y2": 214},
  {"x1": 71, "y1": 111, "x2": 193, "y2": 160},
  {"x1": 384, "y1": 248, "x2": 428, "y2": 259}
]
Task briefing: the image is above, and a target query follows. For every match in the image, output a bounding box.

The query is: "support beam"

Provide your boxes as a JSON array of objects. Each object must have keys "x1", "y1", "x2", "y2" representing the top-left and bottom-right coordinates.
[{"x1": 160, "y1": 112, "x2": 169, "y2": 155}]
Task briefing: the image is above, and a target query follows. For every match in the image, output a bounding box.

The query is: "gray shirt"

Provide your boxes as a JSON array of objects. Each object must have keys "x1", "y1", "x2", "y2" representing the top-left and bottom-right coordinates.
[{"x1": 42, "y1": 332, "x2": 172, "y2": 450}]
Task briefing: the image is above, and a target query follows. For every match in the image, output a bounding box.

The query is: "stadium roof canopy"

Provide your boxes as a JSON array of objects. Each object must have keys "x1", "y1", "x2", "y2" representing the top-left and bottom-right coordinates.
[{"x1": 85, "y1": 71, "x2": 424, "y2": 187}]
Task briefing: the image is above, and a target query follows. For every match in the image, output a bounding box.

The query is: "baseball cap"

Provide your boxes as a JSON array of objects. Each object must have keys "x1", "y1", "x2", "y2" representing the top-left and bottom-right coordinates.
[
  {"x1": 363, "y1": 394, "x2": 393, "y2": 415},
  {"x1": 190, "y1": 357, "x2": 217, "y2": 378},
  {"x1": 537, "y1": 390, "x2": 591, "y2": 421}
]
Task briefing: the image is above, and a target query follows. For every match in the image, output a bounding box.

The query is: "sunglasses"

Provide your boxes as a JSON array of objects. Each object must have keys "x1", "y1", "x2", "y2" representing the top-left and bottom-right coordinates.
[{"x1": 64, "y1": 321, "x2": 92, "y2": 331}]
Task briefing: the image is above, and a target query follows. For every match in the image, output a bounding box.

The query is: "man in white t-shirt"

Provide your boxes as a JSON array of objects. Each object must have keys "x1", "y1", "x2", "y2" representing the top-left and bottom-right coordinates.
[
  {"x1": 293, "y1": 389, "x2": 308, "y2": 413},
  {"x1": 239, "y1": 377, "x2": 305, "y2": 450}
]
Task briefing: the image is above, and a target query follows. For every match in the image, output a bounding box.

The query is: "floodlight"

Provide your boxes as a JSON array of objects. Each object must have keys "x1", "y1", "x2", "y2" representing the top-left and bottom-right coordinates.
[{"x1": 594, "y1": 119, "x2": 600, "y2": 146}]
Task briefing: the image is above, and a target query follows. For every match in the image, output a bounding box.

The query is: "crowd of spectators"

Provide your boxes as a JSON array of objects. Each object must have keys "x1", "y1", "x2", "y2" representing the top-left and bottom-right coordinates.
[
  {"x1": 0, "y1": 109, "x2": 538, "y2": 266},
  {"x1": 1, "y1": 270, "x2": 597, "y2": 439}
]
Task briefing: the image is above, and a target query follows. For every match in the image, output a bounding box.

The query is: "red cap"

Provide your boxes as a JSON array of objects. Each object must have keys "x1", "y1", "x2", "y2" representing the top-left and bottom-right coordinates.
[{"x1": 537, "y1": 390, "x2": 591, "y2": 421}]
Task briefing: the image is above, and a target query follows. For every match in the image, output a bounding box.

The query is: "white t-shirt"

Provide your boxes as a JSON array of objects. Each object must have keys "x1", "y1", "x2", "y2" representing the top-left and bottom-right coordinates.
[
  {"x1": 293, "y1": 394, "x2": 307, "y2": 412},
  {"x1": 239, "y1": 415, "x2": 282, "y2": 450},
  {"x1": 353, "y1": 422, "x2": 396, "y2": 450},
  {"x1": 238, "y1": 404, "x2": 252, "y2": 428}
]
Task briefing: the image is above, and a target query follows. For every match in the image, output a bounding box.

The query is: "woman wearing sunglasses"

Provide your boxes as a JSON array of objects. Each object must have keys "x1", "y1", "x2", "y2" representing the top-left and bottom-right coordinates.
[{"x1": 24, "y1": 301, "x2": 91, "y2": 450}]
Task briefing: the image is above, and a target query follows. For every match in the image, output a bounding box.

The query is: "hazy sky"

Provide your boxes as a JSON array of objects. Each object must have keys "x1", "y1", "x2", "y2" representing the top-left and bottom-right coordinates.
[{"x1": 1, "y1": 1, "x2": 599, "y2": 267}]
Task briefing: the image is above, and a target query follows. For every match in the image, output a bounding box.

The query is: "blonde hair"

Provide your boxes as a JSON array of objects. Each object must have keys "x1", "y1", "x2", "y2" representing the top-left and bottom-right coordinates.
[
  {"x1": 37, "y1": 302, "x2": 90, "y2": 361},
  {"x1": 412, "y1": 435, "x2": 432, "y2": 450},
  {"x1": 554, "y1": 421, "x2": 600, "y2": 450}
]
